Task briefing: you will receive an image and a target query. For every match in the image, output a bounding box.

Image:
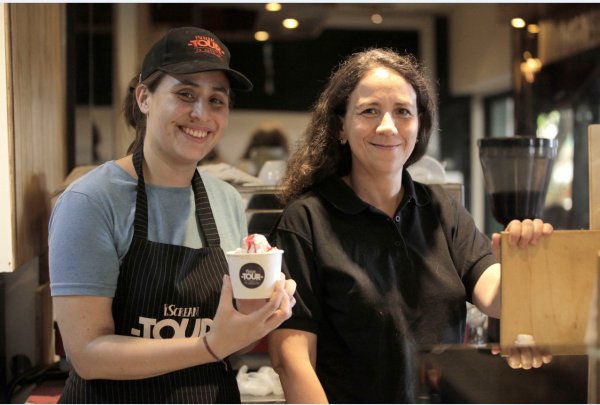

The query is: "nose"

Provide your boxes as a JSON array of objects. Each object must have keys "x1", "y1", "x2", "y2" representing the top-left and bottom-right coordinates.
[
  {"x1": 190, "y1": 100, "x2": 207, "y2": 120},
  {"x1": 376, "y1": 112, "x2": 398, "y2": 136}
]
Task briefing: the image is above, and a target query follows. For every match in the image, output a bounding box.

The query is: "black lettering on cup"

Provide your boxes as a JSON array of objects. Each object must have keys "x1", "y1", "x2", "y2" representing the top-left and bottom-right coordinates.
[{"x1": 239, "y1": 263, "x2": 265, "y2": 289}]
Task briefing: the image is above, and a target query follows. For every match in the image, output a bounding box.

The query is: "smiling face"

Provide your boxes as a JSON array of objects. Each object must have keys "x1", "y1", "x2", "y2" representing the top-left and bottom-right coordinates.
[
  {"x1": 340, "y1": 66, "x2": 419, "y2": 181},
  {"x1": 136, "y1": 70, "x2": 230, "y2": 168}
]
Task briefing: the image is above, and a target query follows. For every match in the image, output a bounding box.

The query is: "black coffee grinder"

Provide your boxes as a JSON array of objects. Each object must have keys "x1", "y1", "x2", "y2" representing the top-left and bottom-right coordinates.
[
  {"x1": 477, "y1": 136, "x2": 558, "y2": 343},
  {"x1": 478, "y1": 136, "x2": 558, "y2": 227}
]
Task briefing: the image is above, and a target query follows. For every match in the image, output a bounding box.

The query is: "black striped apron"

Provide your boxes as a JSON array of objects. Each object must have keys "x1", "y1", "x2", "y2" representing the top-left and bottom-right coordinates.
[{"x1": 59, "y1": 148, "x2": 240, "y2": 403}]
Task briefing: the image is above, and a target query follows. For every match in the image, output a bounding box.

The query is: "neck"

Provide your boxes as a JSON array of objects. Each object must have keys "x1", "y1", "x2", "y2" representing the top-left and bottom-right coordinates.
[
  {"x1": 141, "y1": 144, "x2": 197, "y2": 187},
  {"x1": 344, "y1": 170, "x2": 404, "y2": 218}
]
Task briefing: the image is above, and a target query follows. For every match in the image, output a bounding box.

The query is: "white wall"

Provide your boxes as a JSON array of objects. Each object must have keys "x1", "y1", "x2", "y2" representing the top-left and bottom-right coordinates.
[
  {"x1": 75, "y1": 106, "x2": 311, "y2": 167},
  {"x1": 217, "y1": 109, "x2": 310, "y2": 165},
  {"x1": 450, "y1": 4, "x2": 512, "y2": 97},
  {"x1": 449, "y1": 4, "x2": 513, "y2": 229},
  {"x1": 75, "y1": 106, "x2": 115, "y2": 164}
]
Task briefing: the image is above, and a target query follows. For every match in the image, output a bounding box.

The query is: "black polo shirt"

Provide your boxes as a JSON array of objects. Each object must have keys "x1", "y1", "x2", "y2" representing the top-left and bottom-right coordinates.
[{"x1": 271, "y1": 172, "x2": 497, "y2": 404}]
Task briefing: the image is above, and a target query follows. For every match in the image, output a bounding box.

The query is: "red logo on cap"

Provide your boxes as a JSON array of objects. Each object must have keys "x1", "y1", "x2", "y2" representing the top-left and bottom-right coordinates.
[{"x1": 187, "y1": 35, "x2": 225, "y2": 59}]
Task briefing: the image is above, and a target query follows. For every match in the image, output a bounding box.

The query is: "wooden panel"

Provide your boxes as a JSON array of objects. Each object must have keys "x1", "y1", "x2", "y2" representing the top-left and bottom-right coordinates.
[
  {"x1": 0, "y1": 4, "x2": 15, "y2": 272},
  {"x1": 592, "y1": 253, "x2": 600, "y2": 403},
  {"x1": 500, "y1": 230, "x2": 600, "y2": 354},
  {"x1": 9, "y1": 4, "x2": 66, "y2": 270},
  {"x1": 590, "y1": 124, "x2": 600, "y2": 230}
]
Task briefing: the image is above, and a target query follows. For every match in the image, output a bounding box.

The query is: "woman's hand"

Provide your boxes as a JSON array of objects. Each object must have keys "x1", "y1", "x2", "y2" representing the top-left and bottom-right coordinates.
[
  {"x1": 236, "y1": 273, "x2": 297, "y2": 315},
  {"x1": 474, "y1": 218, "x2": 554, "y2": 318},
  {"x1": 491, "y1": 344, "x2": 553, "y2": 369},
  {"x1": 207, "y1": 275, "x2": 296, "y2": 358},
  {"x1": 491, "y1": 218, "x2": 554, "y2": 259}
]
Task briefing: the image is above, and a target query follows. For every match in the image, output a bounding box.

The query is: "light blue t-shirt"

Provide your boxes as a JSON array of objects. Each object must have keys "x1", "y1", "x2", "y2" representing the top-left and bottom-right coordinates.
[{"x1": 49, "y1": 161, "x2": 247, "y2": 298}]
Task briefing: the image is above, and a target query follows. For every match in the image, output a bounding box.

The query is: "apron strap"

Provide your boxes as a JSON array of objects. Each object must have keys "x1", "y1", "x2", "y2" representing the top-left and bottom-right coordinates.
[
  {"x1": 132, "y1": 147, "x2": 149, "y2": 239},
  {"x1": 132, "y1": 146, "x2": 221, "y2": 247},
  {"x1": 192, "y1": 170, "x2": 221, "y2": 248}
]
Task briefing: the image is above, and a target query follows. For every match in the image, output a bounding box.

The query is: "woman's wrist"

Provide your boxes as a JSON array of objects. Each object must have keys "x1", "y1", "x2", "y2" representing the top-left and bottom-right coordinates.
[{"x1": 203, "y1": 334, "x2": 229, "y2": 370}]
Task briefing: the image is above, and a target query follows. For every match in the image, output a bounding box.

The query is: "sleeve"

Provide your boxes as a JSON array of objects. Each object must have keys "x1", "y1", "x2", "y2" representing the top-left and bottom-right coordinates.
[
  {"x1": 49, "y1": 190, "x2": 120, "y2": 297},
  {"x1": 445, "y1": 194, "x2": 497, "y2": 302},
  {"x1": 270, "y1": 205, "x2": 321, "y2": 334}
]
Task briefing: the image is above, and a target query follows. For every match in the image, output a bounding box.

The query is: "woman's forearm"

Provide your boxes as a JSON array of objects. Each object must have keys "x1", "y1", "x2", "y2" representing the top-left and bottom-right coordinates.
[
  {"x1": 69, "y1": 333, "x2": 221, "y2": 380},
  {"x1": 276, "y1": 363, "x2": 328, "y2": 404},
  {"x1": 473, "y1": 263, "x2": 501, "y2": 319},
  {"x1": 269, "y1": 329, "x2": 327, "y2": 403}
]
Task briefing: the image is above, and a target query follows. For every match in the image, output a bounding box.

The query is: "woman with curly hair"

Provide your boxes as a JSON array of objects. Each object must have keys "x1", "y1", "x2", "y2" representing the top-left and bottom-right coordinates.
[{"x1": 268, "y1": 48, "x2": 552, "y2": 403}]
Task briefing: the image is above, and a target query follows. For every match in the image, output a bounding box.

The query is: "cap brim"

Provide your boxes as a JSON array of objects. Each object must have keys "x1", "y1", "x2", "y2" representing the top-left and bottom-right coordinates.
[{"x1": 159, "y1": 61, "x2": 253, "y2": 92}]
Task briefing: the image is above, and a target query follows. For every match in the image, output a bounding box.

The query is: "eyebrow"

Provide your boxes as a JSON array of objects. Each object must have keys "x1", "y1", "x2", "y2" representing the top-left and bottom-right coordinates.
[
  {"x1": 355, "y1": 100, "x2": 416, "y2": 109},
  {"x1": 175, "y1": 77, "x2": 229, "y2": 94}
]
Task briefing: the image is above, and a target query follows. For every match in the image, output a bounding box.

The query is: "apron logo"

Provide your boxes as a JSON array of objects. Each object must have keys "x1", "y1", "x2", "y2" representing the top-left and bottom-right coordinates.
[
  {"x1": 239, "y1": 263, "x2": 265, "y2": 289},
  {"x1": 130, "y1": 307, "x2": 212, "y2": 338},
  {"x1": 131, "y1": 316, "x2": 212, "y2": 339},
  {"x1": 163, "y1": 303, "x2": 199, "y2": 318}
]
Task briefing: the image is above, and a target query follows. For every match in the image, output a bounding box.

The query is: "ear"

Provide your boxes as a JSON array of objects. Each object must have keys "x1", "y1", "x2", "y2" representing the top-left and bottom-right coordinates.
[{"x1": 135, "y1": 85, "x2": 151, "y2": 114}]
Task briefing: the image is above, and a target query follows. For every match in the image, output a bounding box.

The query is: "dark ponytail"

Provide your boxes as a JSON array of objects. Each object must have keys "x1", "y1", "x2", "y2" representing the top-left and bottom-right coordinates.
[{"x1": 122, "y1": 71, "x2": 164, "y2": 155}]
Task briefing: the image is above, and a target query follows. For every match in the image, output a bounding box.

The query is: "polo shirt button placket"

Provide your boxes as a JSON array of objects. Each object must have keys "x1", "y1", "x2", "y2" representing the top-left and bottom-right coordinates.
[{"x1": 393, "y1": 215, "x2": 402, "y2": 247}]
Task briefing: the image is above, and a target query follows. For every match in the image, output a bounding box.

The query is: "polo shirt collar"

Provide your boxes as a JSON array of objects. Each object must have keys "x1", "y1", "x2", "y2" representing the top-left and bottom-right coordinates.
[{"x1": 315, "y1": 170, "x2": 430, "y2": 215}]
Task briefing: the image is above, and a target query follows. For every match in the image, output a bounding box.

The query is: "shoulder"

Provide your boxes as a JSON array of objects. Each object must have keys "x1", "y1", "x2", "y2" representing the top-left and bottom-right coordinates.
[
  {"x1": 414, "y1": 182, "x2": 482, "y2": 243},
  {"x1": 51, "y1": 161, "x2": 136, "y2": 229},
  {"x1": 200, "y1": 170, "x2": 242, "y2": 202},
  {"x1": 282, "y1": 190, "x2": 323, "y2": 214},
  {"x1": 63, "y1": 161, "x2": 135, "y2": 202},
  {"x1": 412, "y1": 181, "x2": 460, "y2": 211},
  {"x1": 278, "y1": 191, "x2": 324, "y2": 234}
]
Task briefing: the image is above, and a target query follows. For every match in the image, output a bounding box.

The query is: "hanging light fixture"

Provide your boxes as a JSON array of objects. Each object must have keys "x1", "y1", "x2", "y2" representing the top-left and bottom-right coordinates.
[
  {"x1": 371, "y1": 13, "x2": 383, "y2": 25},
  {"x1": 282, "y1": 18, "x2": 299, "y2": 29},
  {"x1": 265, "y1": 3, "x2": 281, "y2": 12},
  {"x1": 511, "y1": 18, "x2": 526, "y2": 28},
  {"x1": 254, "y1": 31, "x2": 270, "y2": 42}
]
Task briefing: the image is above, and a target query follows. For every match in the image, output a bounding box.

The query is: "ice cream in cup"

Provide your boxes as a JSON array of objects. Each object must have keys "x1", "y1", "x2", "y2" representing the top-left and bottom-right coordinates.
[{"x1": 226, "y1": 234, "x2": 284, "y2": 299}]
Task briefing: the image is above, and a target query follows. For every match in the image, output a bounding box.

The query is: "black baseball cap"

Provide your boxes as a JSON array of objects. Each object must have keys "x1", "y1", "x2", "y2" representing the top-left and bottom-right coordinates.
[{"x1": 140, "y1": 27, "x2": 253, "y2": 92}]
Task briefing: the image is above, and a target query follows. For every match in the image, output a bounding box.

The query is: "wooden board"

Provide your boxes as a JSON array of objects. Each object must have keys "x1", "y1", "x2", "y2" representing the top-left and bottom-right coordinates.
[
  {"x1": 500, "y1": 230, "x2": 600, "y2": 354},
  {"x1": 590, "y1": 124, "x2": 600, "y2": 230},
  {"x1": 9, "y1": 4, "x2": 66, "y2": 270}
]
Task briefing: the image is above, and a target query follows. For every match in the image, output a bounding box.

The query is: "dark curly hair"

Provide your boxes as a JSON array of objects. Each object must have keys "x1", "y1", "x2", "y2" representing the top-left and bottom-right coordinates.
[{"x1": 278, "y1": 48, "x2": 437, "y2": 204}]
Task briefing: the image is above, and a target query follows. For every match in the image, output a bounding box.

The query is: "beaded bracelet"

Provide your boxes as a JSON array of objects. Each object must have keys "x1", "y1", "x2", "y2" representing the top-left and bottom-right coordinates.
[{"x1": 203, "y1": 335, "x2": 229, "y2": 371}]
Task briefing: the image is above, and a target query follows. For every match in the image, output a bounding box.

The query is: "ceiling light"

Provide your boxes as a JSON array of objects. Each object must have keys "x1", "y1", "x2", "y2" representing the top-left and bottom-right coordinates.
[
  {"x1": 527, "y1": 24, "x2": 539, "y2": 34},
  {"x1": 511, "y1": 18, "x2": 526, "y2": 29},
  {"x1": 282, "y1": 18, "x2": 299, "y2": 30},
  {"x1": 254, "y1": 31, "x2": 270, "y2": 42},
  {"x1": 520, "y1": 57, "x2": 542, "y2": 83},
  {"x1": 371, "y1": 13, "x2": 383, "y2": 25},
  {"x1": 265, "y1": 3, "x2": 281, "y2": 12}
]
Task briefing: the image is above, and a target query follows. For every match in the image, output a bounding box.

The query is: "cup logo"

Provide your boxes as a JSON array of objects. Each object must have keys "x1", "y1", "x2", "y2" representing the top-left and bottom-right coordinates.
[{"x1": 239, "y1": 263, "x2": 265, "y2": 289}]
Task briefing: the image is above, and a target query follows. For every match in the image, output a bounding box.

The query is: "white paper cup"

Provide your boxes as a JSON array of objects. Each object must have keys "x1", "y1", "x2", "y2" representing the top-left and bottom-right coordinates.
[{"x1": 225, "y1": 250, "x2": 284, "y2": 299}]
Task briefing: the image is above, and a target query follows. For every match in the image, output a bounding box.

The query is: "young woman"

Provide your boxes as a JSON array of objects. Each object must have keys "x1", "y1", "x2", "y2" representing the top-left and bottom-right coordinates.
[
  {"x1": 268, "y1": 48, "x2": 552, "y2": 403},
  {"x1": 49, "y1": 27, "x2": 296, "y2": 403}
]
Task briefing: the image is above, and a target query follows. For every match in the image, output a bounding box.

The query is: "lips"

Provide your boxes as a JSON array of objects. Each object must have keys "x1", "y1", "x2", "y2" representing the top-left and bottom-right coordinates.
[
  {"x1": 370, "y1": 142, "x2": 400, "y2": 149},
  {"x1": 181, "y1": 126, "x2": 209, "y2": 139}
]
